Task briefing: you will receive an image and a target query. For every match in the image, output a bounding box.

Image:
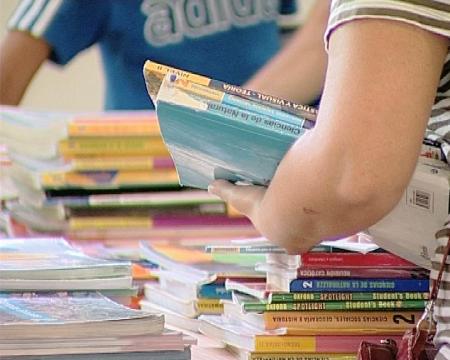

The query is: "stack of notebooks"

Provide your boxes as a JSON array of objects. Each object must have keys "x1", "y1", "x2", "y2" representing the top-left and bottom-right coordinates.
[
  {"x1": 0, "y1": 108, "x2": 257, "y2": 240},
  {"x1": 0, "y1": 237, "x2": 195, "y2": 359}
]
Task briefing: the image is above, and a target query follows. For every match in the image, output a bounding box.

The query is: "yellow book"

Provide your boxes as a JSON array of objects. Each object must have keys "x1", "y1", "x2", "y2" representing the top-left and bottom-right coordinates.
[
  {"x1": 246, "y1": 353, "x2": 356, "y2": 360},
  {"x1": 41, "y1": 169, "x2": 179, "y2": 190},
  {"x1": 70, "y1": 217, "x2": 153, "y2": 231},
  {"x1": 59, "y1": 137, "x2": 169, "y2": 157},
  {"x1": 195, "y1": 299, "x2": 224, "y2": 315}
]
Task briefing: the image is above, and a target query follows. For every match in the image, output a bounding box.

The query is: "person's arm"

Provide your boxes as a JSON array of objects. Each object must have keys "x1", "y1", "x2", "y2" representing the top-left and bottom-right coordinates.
[
  {"x1": 244, "y1": 0, "x2": 330, "y2": 105},
  {"x1": 209, "y1": 19, "x2": 448, "y2": 253},
  {"x1": 0, "y1": 31, "x2": 50, "y2": 105}
]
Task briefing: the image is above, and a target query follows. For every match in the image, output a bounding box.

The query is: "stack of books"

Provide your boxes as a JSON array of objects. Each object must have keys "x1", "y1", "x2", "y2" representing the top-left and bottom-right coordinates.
[
  {"x1": 0, "y1": 107, "x2": 257, "y2": 240},
  {"x1": 0, "y1": 237, "x2": 195, "y2": 359},
  {"x1": 198, "y1": 236, "x2": 430, "y2": 359},
  {"x1": 0, "y1": 237, "x2": 133, "y2": 293},
  {"x1": 1, "y1": 291, "x2": 194, "y2": 360},
  {"x1": 139, "y1": 239, "x2": 265, "y2": 332}
]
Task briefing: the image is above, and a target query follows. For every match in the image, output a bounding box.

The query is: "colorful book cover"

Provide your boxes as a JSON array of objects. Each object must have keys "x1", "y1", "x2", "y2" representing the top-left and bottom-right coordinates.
[
  {"x1": 139, "y1": 241, "x2": 262, "y2": 285},
  {"x1": 0, "y1": 292, "x2": 164, "y2": 339},
  {"x1": 0, "y1": 237, "x2": 131, "y2": 279},
  {"x1": 146, "y1": 70, "x2": 309, "y2": 189}
]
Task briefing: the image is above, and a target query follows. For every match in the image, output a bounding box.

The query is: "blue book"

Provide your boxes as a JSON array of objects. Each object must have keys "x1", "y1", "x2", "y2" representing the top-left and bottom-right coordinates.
[
  {"x1": 289, "y1": 278, "x2": 430, "y2": 293},
  {"x1": 198, "y1": 283, "x2": 232, "y2": 300},
  {"x1": 144, "y1": 61, "x2": 317, "y2": 190}
]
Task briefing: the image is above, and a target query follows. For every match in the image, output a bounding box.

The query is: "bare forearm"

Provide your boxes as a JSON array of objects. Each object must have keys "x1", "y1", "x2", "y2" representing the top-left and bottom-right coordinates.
[
  {"x1": 0, "y1": 31, "x2": 50, "y2": 105},
  {"x1": 245, "y1": 1, "x2": 330, "y2": 105},
  {"x1": 253, "y1": 20, "x2": 448, "y2": 253}
]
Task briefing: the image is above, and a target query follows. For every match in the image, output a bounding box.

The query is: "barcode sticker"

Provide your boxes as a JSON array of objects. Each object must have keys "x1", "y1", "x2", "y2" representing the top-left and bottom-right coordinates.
[{"x1": 406, "y1": 187, "x2": 433, "y2": 213}]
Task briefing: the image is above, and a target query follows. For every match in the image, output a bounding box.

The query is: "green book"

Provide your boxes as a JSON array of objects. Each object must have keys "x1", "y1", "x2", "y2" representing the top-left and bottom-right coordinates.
[{"x1": 242, "y1": 299, "x2": 427, "y2": 313}]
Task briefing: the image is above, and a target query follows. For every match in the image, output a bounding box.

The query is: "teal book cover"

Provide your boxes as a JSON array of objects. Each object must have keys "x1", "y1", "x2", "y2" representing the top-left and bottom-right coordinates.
[{"x1": 145, "y1": 63, "x2": 315, "y2": 190}]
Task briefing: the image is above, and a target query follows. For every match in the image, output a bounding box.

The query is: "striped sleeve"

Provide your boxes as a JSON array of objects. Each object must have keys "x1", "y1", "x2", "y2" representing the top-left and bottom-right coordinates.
[
  {"x1": 325, "y1": 0, "x2": 450, "y2": 48},
  {"x1": 7, "y1": 0, "x2": 108, "y2": 65},
  {"x1": 7, "y1": 0, "x2": 63, "y2": 38}
]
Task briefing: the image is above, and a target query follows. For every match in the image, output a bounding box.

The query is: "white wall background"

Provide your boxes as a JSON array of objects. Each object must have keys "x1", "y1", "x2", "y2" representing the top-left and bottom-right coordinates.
[{"x1": 0, "y1": 0, "x2": 104, "y2": 111}]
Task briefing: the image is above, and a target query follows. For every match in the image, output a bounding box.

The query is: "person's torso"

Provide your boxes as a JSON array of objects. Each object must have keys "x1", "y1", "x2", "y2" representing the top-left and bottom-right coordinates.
[{"x1": 99, "y1": 0, "x2": 285, "y2": 109}]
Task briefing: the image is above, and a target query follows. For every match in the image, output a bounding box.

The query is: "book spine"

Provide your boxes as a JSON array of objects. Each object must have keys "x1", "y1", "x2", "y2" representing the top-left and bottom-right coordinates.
[
  {"x1": 167, "y1": 76, "x2": 305, "y2": 139},
  {"x1": 294, "y1": 267, "x2": 428, "y2": 279},
  {"x1": 300, "y1": 253, "x2": 416, "y2": 268},
  {"x1": 289, "y1": 279, "x2": 429, "y2": 292},
  {"x1": 269, "y1": 291, "x2": 430, "y2": 303},
  {"x1": 198, "y1": 284, "x2": 232, "y2": 300},
  {"x1": 243, "y1": 300, "x2": 426, "y2": 313},
  {"x1": 173, "y1": 77, "x2": 308, "y2": 128},
  {"x1": 254, "y1": 336, "x2": 316, "y2": 353},
  {"x1": 68, "y1": 120, "x2": 161, "y2": 137},
  {"x1": 205, "y1": 245, "x2": 285, "y2": 254},
  {"x1": 264, "y1": 310, "x2": 422, "y2": 331},
  {"x1": 69, "y1": 214, "x2": 249, "y2": 230},
  {"x1": 249, "y1": 354, "x2": 356, "y2": 360},
  {"x1": 71, "y1": 156, "x2": 174, "y2": 171},
  {"x1": 41, "y1": 170, "x2": 179, "y2": 190},
  {"x1": 144, "y1": 60, "x2": 317, "y2": 122},
  {"x1": 58, "y1": 138, "x2": 169, "y2": 156},
  {"x1": 195, "y1": 299, "x2": 224, "y2": 314}
]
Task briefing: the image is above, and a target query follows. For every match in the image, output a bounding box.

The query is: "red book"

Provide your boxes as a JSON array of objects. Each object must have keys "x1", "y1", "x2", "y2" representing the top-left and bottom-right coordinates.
[{"x1": 300, "y1": 252, "x2": 416, "y2": 268}]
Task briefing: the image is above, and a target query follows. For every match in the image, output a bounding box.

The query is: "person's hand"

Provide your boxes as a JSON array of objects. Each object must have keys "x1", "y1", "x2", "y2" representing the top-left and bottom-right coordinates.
[
  {"x1": 208, "y1": 180, "x2": 266, "y2": 225},
  {"x1": 208, "y1": 179, "x2": 313, "y2": 254}
]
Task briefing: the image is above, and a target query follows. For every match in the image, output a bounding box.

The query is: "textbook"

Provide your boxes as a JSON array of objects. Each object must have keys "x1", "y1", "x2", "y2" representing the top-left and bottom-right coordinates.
[
  {"x1": 198, "y1": 315, "x2": 402, "y2": 353},
  {"x1": 0, "y1": 237, "x2": 133, "y2": 290},
  {"x1": 239, "y1": 353, "x2": 356, "y2": 360},
  {"x1": 0, "y1": 292, "x2": 164, "y2": 340},
  {"x1": 144, "y1": 61, "x2": 316, "y2": 189},
  {"x1": 0, "y1": 237, "x2": 131, "y2": 279},
  {"x1": 262, "y1": 310, "x2": 423, "y2": 333},
  {"x1": 241, "y1": 299, "x2": 426, "y2": 313},
  {"x1": 288, "y1": 278, "x2": 429, "y2": 293}
]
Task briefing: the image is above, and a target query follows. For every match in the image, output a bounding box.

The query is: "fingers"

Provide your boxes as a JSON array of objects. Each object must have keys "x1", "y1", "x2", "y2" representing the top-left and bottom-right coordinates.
[{"x1": 208, "y1": 180, "x2": 266, "y2": 218}]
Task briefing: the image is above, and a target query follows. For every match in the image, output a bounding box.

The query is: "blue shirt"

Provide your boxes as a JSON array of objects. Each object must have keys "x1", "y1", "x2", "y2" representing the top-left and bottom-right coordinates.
[{"x1": 9, "y1": 0, "x2": 294, "y2": 110}]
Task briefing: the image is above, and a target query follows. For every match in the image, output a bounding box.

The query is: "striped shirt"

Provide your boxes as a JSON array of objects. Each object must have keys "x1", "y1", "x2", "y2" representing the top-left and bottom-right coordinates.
[{"x1": 326, "y1": 1, "x2": 450, "y2": 357}]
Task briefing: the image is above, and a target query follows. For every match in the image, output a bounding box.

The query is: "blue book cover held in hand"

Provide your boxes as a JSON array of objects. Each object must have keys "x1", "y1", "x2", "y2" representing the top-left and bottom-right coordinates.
[{"x1": 143, "y1": 61, "x2": 317, "y2": 190}]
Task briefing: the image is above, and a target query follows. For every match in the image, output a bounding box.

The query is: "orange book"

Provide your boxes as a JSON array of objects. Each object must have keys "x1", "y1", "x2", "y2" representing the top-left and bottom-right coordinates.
[{"x1": 68, "y1": 112, "x2": 161, "y2": 137}]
